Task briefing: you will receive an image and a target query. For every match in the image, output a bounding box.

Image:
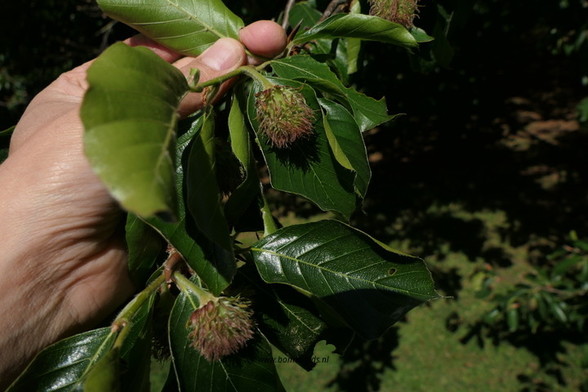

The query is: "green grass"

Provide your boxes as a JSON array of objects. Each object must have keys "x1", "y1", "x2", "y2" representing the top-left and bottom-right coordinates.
[
  {"x1": 272, "y1": 205, "x2": 588, "y2": 392},
  {"x1": 275, "y1": 267, "x2": 587, "y2": 391}
]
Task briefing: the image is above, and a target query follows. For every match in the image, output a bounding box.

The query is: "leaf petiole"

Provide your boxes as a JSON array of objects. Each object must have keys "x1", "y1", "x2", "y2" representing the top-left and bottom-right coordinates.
[
  {"x1": 172, "y1": 271, "x2": 216, "y2": 305},
  {"x1": 190, "y1": 65, "x2": 274, "y2": 93},
  {"x1": 111, "y1": 273, "x2": 166, "y2": 349}
]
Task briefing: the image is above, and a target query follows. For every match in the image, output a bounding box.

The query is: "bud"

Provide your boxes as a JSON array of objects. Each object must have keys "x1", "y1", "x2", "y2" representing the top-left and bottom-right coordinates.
[
  {"x1": 255, "y1": 85, "x2": 315, "y2": 148},
  {"x1": 187, "y1": 296, "x2": 255, "y2": 361},
  {"x1": 368, "y1": 0, "x2": 420, "y2": 29}
]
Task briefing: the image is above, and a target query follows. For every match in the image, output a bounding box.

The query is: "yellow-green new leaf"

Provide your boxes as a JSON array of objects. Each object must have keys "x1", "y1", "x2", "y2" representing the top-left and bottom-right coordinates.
[{"x1": 82, "y1": 42, "x2": 189, "y2": 219}]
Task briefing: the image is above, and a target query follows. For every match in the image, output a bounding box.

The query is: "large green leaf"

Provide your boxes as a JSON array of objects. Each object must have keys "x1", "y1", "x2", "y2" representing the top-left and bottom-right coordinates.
[
  {"x1": 293, "y1": 13, "x2": 418, "y2": 48},
  {"x1": 247, "y1": 78, "x2": 357, "y2": 220},
  {"x1": 7, "y1": 328, "x2": 116, "y2": 391},
  {"x1": 97, "y1": 0, "x2": 244, "y2": 56},
  {"x1": 146, "y1": 116, "x2": 235, "y2": 295},
  {"x1": 186, "y1": 110, "x2": 233, "y2": 252},
  {"x1": 251, "y1": 220, "x2": 439, "y2": 339},
  {"x1": 167, "y1": 284, "x2": 285, "y2": 392},
  {"x1": 82, "y1": 42, "x2": 188, "y2": 219},
  {"x1": 270, "y1": 55, "x2": 393, "y2": 132},
  {"x1": 224, "y1": 89, "x2": 262, "y2": 227},
  {"x1": 319, "y1": 99, "x2": 371, "y2": 198}
]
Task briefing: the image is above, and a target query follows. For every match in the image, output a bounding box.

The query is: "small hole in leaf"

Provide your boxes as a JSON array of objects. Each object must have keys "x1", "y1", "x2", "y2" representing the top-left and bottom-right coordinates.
[{"x1": 388, "y1": 268, "x2": 397, "y2": 276}]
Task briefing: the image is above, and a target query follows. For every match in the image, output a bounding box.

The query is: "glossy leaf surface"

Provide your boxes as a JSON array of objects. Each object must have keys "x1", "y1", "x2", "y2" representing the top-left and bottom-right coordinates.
[
  {"x1": 293, "y1": 13, "x2": 417, "y2": 48},
  {"x1": 97, "y1": 0, "x2": 244, "y2": 55},
  {"x1": 257, "y1": 286, "x2": 326, "y2": 370},
  {"x1": 82, "y1": 349, "x2": 120, "y2": 392},
  {"x1": 247, "y1": 79, "x2": 357, "y2": 220},
  {"x1": 7, "y1": 328, "x2": 116, "y2": 392},
  {"x1": 82, "y1": 42, "x2": 188, "y2": 219},
  {"x1": 251, "y1": 220, "x2": 439, "y2": 338},
  {"x1": 167, "y1": 284, "x2": 285, "y2": 392}
]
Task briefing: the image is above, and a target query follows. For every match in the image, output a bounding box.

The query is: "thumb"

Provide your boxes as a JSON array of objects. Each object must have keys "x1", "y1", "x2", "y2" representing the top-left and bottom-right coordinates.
[{"x1": 174, "y1": 38, "x2": 247, "y2": 117}]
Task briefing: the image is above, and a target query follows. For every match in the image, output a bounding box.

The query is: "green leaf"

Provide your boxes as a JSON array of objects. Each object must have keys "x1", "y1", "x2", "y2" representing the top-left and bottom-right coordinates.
[
  {"x1": 247, "y1": 79, "x2": 357, "y2": 220},
  {"x1": 82, "y1": 42, "x2": 189, "y2": 219},
  {"x1": 251, "y1": 220, "x2": 439, "y2": 339},
  {"x1": 125, "y1": 213, "x2": 167, "y2": 285},
  {"x1": 97, "y1": 0, "x2": 244, "y2": 56},
  {"x1": 118, "y1": 292, "x2": 156, "y2": 392},
  {"x1": 258, "y1": 286, "x2": 327, "y2": 370},
  {"x1": 82, "y1": 349, "x2": 120, "y2": 392},
  {"x1": 577, "y1": 96, "x2": 588, "y2": 122},
  {"x1": 411, "y1": 27, "x2": 435, "y2": 43},
  {"x1": 270, "y1": 55, "x2": 394, "y2": 132},
  {"x1": 186, "y1": 110, "x2": 233, "y2": 252},
  {"x1": 0, "y1": 125, "x2": 15, "y2": 136},
  {"x1": 319, "y1": 98, "x2": 371, "y2": 198},
  {"x1": 293, "y1": 14, "x2": 418, "y2": 48},
  {"x1": 7, "y1": 328, "x2": 116, "y2": 392},
  {"x1": 167, "y1": 285, "x2": 285, "y2": 392},
  {"x1": 289, "y1": 2, "x2": 352, "y2": 83},
  {"x1": 289, "y1": 2, "x2": 321, "y2": 29},
  {"x1": 225, "y1": 89, "x2": 262, "y2": 226},
  {"x1": 146, "y1": 116, "x2": 235, "y2": 295},
  {"x1": 345, "y1": 0, "x2": 362, "y2": 74},
  {"x1": 239, "y1": 265, "x2": 326, "y2": 370}
]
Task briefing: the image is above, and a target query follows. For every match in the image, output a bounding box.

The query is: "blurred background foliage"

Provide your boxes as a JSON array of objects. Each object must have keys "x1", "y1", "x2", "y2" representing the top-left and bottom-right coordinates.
[{"x1": 1, "y1": 0, "x2": 587, "y2": 391}]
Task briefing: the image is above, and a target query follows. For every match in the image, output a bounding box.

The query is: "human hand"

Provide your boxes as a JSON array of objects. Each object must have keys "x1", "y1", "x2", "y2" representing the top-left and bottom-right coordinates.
[{"x1": 0, "y1": 20, "x2": 286, "y2": 386}]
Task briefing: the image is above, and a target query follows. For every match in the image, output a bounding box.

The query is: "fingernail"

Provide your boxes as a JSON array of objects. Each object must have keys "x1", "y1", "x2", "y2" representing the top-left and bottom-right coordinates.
[{"x1": 200, "y1": 38, "x2": 244, "y2": 71}]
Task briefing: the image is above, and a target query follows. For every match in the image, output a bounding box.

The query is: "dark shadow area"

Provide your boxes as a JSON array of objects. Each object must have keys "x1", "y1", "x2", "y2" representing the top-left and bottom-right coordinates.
[
  {"x1": 326, "y1": 327, "x2": 400, "y2": 392},
  {"x1": 351, "y1": 1, "x2": 588, "y2": 262}
]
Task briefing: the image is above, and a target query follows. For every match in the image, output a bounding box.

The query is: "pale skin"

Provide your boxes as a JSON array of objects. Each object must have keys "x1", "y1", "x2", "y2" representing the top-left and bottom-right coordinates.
[{"x1": 0, "y1": 20, "x2": 287, "y2": 387}]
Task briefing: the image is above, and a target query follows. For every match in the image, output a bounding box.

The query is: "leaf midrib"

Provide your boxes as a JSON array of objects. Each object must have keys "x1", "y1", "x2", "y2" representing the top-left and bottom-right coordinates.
[
  {"x1": 164, "y1": 0, "x2": 227, "y2": 39},
  {"x1": 251, "y1": 247, "x2": 431, "y2": 299}
]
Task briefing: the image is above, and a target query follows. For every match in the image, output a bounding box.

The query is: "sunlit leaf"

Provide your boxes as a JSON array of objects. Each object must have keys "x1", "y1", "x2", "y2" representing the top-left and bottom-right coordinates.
[
  {"x1": 251, "y1": 220, "x2": 439, "y2": 339},
  {"x1": 97, "y1": 0, "x2": 244, "y2": 56},
  {"x1": 247, "y1": 78, "x2": 357, "y2": 220},
  {"x1": 319, "y1": 98, "x2": 371, "y2": 198},
  {"x1": 82, "y1": 42, "x2": 188, "y2": 219},
  {"x1": 293, "y1": 13, "x2": 418, "y2": 48},
  {"x1": 270, "y1": 55, "x2": 394, "y2": 132}
]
